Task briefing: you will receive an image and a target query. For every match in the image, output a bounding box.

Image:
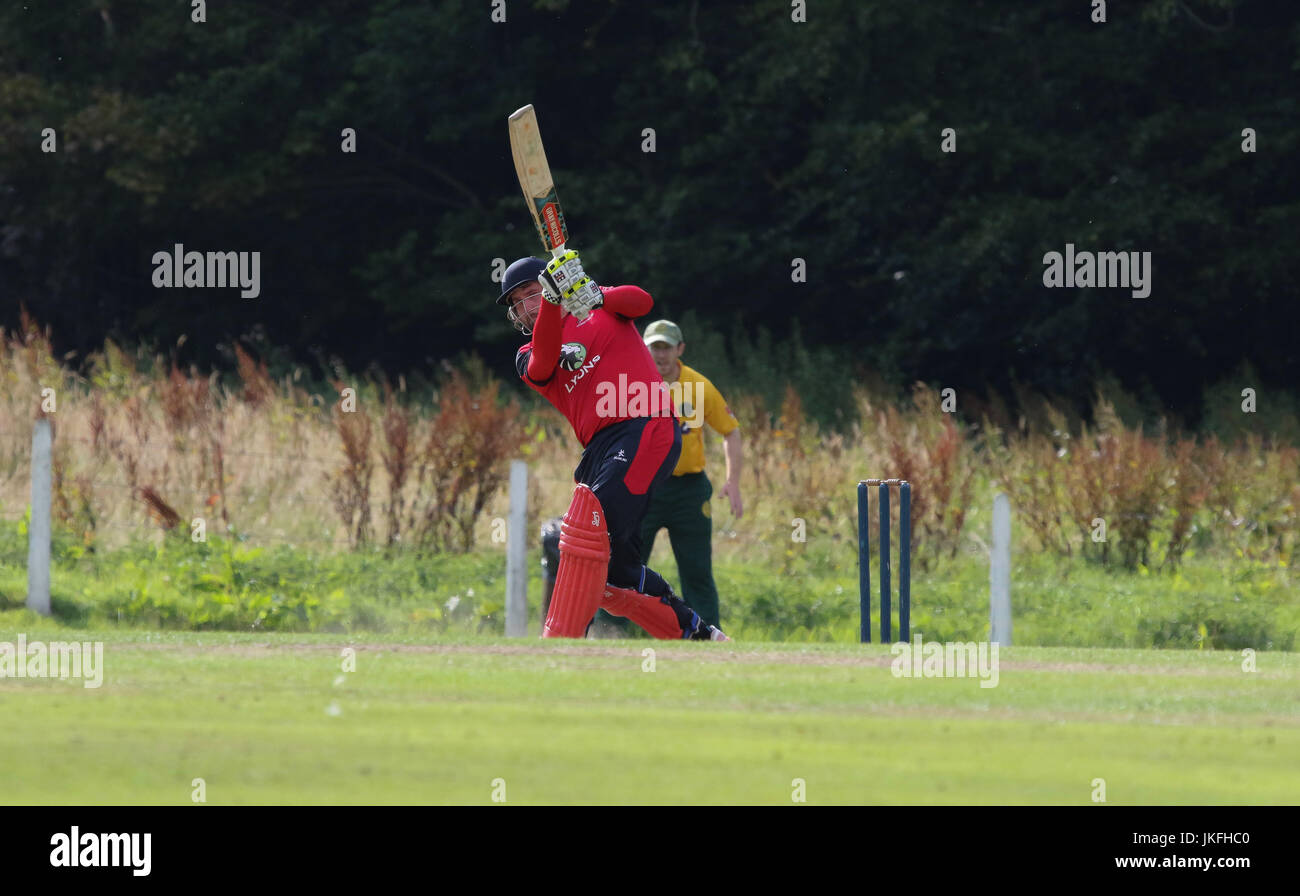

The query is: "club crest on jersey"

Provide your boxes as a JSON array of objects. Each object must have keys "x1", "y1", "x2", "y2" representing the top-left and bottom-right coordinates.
[
  {"x1": 559, "y1": 342, "x2": 588, "y2": 371},
  {"x1": 562, "y1": 352, "x2": 601, "y2": 392}
]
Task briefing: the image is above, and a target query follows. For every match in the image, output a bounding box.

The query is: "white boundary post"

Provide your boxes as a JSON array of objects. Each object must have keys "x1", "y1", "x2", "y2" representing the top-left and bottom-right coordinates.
[
  {"x1": 505, "y1": 460, "x2": 528, "y2": 637},
  {"x1": 27, "y1": 418, "x2": 52, "y2": 616},
  {"x1": 990, "y1": 492, "x2": 1012, "y2": 646}
]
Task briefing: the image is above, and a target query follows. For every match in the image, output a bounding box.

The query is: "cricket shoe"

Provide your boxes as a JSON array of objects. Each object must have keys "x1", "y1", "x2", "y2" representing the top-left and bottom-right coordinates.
[
  {"x1": 685, "y1": 611, "x2": 731, "y2": 642},
  {"x1": 707, "y1": 625, "x2": 731, "y2": 642},
  {"x1": 656, "y1": 585, "x2": 731, "y2": 641}
]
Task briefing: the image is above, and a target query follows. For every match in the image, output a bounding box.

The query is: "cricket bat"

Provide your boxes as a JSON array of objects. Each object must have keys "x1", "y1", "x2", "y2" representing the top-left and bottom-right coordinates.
[
  {"x1": 508, "y1": 104, "x2": 595, "y2": 319},
  {"x1": 508, "y1": 104, "x2": 569, "y2": 255}
]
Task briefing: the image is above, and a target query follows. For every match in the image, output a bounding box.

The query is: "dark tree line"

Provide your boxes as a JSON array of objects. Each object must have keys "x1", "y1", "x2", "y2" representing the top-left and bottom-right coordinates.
[{"x1": 1, "y1": 0, "x2": 1295, "y2": 426}]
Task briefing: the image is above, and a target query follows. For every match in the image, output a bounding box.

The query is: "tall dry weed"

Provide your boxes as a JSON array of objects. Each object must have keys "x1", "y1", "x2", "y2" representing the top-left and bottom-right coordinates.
[{"x1": 0, "y1": 315, "x2": 1293, "y2": 577}]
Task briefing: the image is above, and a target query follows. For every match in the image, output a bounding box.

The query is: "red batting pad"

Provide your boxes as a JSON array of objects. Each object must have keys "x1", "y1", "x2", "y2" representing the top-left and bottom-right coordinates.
[
  {"x1": 600, "y1": 585, "x2": 684, "y2": 639},
  {"x1": 543, "y1": 484, "x2": 610, "y2": 638}
]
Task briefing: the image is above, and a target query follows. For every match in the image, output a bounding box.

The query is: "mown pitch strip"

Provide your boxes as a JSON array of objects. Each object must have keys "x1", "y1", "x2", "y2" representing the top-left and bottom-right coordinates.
[{"x1": 1, "y1": 632, "x2": 1296, "y2": 805}]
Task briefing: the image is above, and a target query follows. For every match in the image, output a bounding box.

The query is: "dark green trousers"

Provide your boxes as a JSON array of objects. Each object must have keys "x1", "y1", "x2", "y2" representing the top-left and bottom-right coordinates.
[{"x1": 638, "y1": 472, "x2": 721, "y2": 628}]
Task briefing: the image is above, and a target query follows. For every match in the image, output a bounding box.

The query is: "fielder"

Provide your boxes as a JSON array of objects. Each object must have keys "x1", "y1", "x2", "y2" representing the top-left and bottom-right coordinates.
[
  {"x1": 497, "y1": 251, "x2": 729, "y2": 641},
  {"x1": 639, "y1": 319, "x2": 742, "y2": 629}
]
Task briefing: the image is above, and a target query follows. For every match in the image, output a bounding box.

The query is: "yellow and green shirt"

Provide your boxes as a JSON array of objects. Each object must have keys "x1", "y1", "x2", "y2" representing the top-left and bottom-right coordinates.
[{"x1": 668, "y1": 363, "x2": 739, "y2": 476}]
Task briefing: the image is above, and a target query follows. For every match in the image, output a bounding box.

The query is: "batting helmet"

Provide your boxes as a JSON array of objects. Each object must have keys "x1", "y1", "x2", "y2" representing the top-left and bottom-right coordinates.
[{"x1": 498, "y1": 256, "x2": 547, "y2": 305}]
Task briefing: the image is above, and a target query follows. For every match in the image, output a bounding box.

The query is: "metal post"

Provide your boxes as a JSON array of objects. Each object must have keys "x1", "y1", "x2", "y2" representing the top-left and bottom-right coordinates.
[
  {"x1": 899, "y1": 481, "x2": 910, "y2": 642},
  {"x1": 857, "y1": 481, "x2": 870, "y2": 643},
  {"x1": 27, "y1": 419, "x2": 52, "y2": 616},
  {"x1": 879, "y1": 480, "x2": 891, "y2": 643},
  {"x1": 991, "y1": 492, "x2": 1013, "y2": 646},
  {"x1": 504, "y1": 460, "x2": 528, "y2": 637}
]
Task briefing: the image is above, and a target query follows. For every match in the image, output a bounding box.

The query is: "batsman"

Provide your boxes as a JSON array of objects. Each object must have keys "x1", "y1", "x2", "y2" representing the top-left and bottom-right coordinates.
[{"x1": 497, "y1": 252, "x2": 729, "y2": 641}]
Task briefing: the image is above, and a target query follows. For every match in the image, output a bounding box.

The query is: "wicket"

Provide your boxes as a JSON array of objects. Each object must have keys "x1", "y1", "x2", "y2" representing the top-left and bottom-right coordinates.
[{"x1": 857, "y1": 479, "x2": 911, "y2": 643}]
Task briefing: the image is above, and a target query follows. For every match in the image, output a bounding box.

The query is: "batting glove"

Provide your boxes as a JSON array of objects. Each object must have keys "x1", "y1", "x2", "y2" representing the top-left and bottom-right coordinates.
[{"x1": 540, "y1": 249, "x2": 603, "y2": 319}]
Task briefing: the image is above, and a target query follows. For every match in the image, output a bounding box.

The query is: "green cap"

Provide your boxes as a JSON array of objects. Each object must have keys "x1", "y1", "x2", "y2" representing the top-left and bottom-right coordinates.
[{"x1": 643, "y1": 319, "x2": 683, "y2": 347}]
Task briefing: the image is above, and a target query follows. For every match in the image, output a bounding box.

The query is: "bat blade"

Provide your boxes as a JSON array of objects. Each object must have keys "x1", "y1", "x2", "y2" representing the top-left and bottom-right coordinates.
[{"x1": 508, "y1": 104, "x2": 569, "y2": 255}]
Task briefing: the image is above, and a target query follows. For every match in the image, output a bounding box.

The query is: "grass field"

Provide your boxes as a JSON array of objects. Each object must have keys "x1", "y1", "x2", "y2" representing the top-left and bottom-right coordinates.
[
  {"x1": 3, "y1": 518, "x2": 1296, "y2": 648},
  {"x1": 2, "y1": 625, "x2": 1296, "y2": 805}
]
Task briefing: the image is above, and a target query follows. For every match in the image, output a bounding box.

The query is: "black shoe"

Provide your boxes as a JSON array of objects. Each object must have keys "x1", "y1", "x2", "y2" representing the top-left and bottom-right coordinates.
[{"x1": 659, "y1": 586, "x2": 730, "y2": 641}]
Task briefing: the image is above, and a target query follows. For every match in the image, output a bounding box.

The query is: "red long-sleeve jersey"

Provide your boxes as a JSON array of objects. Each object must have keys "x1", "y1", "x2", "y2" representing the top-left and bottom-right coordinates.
[{"x1": 515, "y1": 285, "x2": 675, "y2": 446}]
